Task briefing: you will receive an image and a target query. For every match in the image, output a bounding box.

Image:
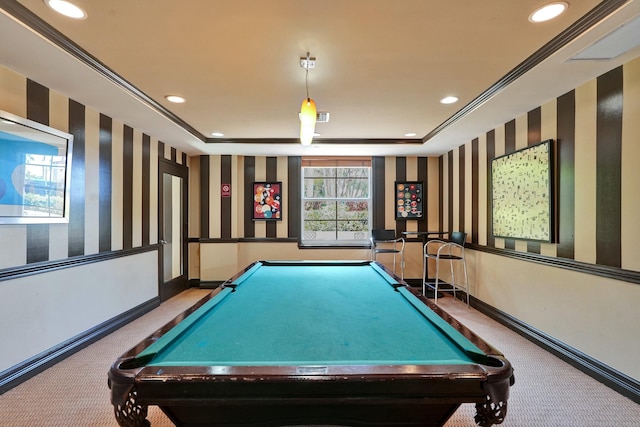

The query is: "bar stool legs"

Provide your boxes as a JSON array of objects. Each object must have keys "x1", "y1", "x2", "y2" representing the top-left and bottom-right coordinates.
[{"x1": 422, "y1": 232, "x2": 469, "y2": 307}]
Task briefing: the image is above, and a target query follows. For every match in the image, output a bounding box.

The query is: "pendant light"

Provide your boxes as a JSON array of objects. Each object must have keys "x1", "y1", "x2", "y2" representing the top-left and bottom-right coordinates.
[{"x1": 299, "y1": 52, "x2": 317, "y2": 146}]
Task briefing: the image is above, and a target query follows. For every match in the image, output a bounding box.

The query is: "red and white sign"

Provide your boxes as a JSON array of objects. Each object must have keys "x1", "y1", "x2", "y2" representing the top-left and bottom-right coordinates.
[{"x1": 221, "y1": 184, "x2": 231, "y2": 197}]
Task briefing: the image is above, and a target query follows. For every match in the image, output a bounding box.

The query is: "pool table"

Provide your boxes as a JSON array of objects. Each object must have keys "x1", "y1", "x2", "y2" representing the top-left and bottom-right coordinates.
[{"x1": 109, "y1": 260, "x2": 514, "y2": 427}]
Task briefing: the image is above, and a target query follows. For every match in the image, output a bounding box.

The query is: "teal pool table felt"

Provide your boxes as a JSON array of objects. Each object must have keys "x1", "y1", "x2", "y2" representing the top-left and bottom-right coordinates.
[{"x1": 140, "y1": 262, "x2": 486, "y2": 366}]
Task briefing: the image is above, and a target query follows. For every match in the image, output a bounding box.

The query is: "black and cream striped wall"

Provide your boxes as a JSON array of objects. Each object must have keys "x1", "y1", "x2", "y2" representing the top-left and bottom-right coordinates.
[
  {"x1": 189, "y1": 155, "x2": 442, "y2": 280},
  {"x1": 442, "y1": 60, "x2": 640, "y2": 272},
  {"x1": 0, "y1": 67, "x2": 188, "y2": 270}
]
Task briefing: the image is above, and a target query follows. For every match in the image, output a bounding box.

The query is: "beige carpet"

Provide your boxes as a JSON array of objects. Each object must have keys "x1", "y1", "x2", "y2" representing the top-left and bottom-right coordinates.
[{"x1": 0, "y1": 288, "x2": 638, "y2": 426}]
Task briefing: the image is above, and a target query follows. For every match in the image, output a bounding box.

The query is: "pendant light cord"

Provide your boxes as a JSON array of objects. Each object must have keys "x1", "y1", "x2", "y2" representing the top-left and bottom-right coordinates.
[
  {"x1": 305, "y1": 68, "x2": 310, "y2": 100},
  {"x1": 305, "y1": 52, "x2": 311, "y2": 100}
]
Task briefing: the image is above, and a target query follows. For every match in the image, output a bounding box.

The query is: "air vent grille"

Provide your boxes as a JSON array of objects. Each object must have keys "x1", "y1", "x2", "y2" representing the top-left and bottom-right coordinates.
[
  {"x1": 317, "y1": 112, "x2": 330, "y2": 123},
  {"x1": 567, "y1": 15, "x2": 640, "y2": 62}
]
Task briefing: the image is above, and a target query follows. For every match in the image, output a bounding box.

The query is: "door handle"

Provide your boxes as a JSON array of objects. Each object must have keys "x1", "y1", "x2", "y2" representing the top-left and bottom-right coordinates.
[{"x1": 159, "y1": 240, "x2": 168, "y2": 245}]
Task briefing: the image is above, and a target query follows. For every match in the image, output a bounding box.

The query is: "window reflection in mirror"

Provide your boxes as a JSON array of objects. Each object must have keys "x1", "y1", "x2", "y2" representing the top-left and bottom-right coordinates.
[{"x1": 0, "y1": 110, "x2": 73, "y2": 224}]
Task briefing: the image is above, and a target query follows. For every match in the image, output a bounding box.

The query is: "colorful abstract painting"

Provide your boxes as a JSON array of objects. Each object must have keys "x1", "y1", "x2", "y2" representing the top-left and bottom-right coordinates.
[{"x1": 252, "y1": 182, "x2": 282, "y2": 220}]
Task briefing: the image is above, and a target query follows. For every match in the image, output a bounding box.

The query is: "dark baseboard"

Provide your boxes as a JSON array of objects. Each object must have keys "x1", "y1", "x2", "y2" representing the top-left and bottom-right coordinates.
[
  {"x1": 469, "y1": 295, "x2": 640, "y2": 404},
  {"x1": 0, "y1": 297, "x2": 160, "y2": 395}
]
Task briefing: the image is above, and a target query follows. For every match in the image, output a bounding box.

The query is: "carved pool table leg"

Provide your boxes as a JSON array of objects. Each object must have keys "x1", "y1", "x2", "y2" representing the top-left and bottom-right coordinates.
[
  {"x1": 113, "y1": 387, "x2": 150, "y2": 427},
  {"x1": 474, "y1": 395, "x2": 508, "y2": 426}
]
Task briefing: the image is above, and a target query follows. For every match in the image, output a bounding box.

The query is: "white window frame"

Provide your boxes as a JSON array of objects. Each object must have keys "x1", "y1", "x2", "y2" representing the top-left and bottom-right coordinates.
[{"x1": 301, "y1": 165, "x2": 372, "y2": 247}]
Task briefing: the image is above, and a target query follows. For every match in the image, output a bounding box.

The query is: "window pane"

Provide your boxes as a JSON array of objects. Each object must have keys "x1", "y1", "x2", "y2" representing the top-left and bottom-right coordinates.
[
  {"x1": 337, "y1": 201, "x2": 368, "y2": 220},
  {"x1": 337, "y1": 220, "x2": 368, "y2": 232},
  {"x1": 337, "y1": 230, "x2": 369, "y2": 240},
  {"x1": 304, "y1": 220, "x2": 337, "y2": 232},
  {"x1": 303, "y1": 229, "x2": 338, "y2": 241},
  {"x1": 303, "y1": 201, "x2": 336, "y2": 220},
  {"x1": 303, "y1": 178, "x2": 336, "y2": 198},
  {"x1": 336, "y1": 178, "x2": 369, "y2": 198},
  {"x1": 304, "y1": 167, "x2": 336, "y2": 178},
  {"x1": 337, "y1": 167, "x2": 368, "y2": 178}
]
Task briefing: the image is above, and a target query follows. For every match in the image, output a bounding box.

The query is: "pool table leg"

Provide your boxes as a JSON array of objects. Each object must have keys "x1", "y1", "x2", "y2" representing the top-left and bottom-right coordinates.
[
  {"x1": 474, "y1": 396, "x2": 509, "y2": 426},
  {"x1": 113, "y1": 387, "x2": 150, "y2": 427}
]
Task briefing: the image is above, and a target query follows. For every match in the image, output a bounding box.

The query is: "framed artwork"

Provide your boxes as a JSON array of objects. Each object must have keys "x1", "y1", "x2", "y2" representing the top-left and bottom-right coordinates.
[
  {"x1": 252, "y1": 182, "x2": 282, "y2": 221},
  {"x1": 395, "y1": 181, "x2": 423, "y2": 220},
  {"x1": 0, "y1": 109, "x2": 73, "y2": 224},
  {"x1": 491, "y1": 139, "x2": 555, "y2": 242}
]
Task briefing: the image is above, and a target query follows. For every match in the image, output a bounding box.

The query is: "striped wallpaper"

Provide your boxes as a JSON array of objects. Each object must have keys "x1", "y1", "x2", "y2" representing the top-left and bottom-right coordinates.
[
  {"x1": 442, "y1": 58, "x2": 640, "y2": 273},
  {"x1": 194, "y1": 155, "x2": 443, "y2": 244},
  {"x1": 3, "y1": 58, "x2": 639, "y2": 279},
  {"x1": 0, "y1": 65, "x2": 187, "y2": 271}
]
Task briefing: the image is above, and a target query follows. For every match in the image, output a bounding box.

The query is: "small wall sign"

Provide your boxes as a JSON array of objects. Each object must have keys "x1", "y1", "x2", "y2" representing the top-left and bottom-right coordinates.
[{"x1": 221, "y1": 183, "x2": 231, "y2": 197}]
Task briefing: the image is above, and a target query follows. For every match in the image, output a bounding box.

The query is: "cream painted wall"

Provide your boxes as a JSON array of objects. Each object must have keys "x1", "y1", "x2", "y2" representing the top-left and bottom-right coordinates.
[
  {"x1": 49, "y1": 91, "x2": 70, "y2": 261},
  {"x1": 468, "y1": 249, "x2": 640, "y2": 380},
  {"x1": 238, "y1": 243, "x2": 371, "y2": 272},
  {"x1": 574, "y1": 79, "x2": 598, "y2": 264},
  {"x1": 200, "y1": 243, "x2": 240, "y2": 281},
  {"x1": 84, "y1": 108, "x2": 101, "y2": 254},
  {"x1": 427, "y1": 157, "x2": 440, "y2": 231},
  {"x1": 621, "y1": 59, "x2": 640, "y2": 271},
  {"x1": 0, "y1": 250, "x2": 158, "y2": 372},
  {"x1": 188, "y1": 156, "x2": 201, "y2": 280},
  {"x1": 110, "y1": 119, "x2": 123, "y2": 251},
  {"x1": 0, "y1": 66, "x2": 26, "y2": 115},
  {"x1": 200, "y1": 243, "x2": 374, "y2": 282},
  {"x1": 131, "y1": 130, "x2": 143, "y2": 248},
  {"x1": 199, "y1": 242, "x2": 425, "y2": 283}
]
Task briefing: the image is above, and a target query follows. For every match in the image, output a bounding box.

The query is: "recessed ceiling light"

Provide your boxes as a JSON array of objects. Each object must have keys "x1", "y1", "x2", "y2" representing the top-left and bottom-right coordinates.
[
  {"x1": 440, "y1": 96, "x2": 459, "y2": 104},
  {"x1": 165, "y1": 95, "x2": 186, "y2": 103},
  {"x1": 404, "y1": 132, "x2": 417, "y2": 137},
  {"x1": 211, "y1": 132, "x2": 224, "y2": 137},
  {"x1": 44, "y1": 0, "x2": 87, "y2": 19},
  {"x1": 529, "y1": 2, "x2": 568, "y2": 23}
]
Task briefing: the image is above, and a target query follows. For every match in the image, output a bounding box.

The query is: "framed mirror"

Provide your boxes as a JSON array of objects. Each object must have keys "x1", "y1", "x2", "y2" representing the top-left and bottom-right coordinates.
[{"x1": 0, "y1": 109, "x2": 73, "y2": 224}]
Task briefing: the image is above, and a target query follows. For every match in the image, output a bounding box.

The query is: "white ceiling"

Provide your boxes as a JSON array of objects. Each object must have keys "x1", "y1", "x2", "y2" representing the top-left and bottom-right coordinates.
[{"x1": 1, "y1": 0, "x2": 640, "y2": 157}]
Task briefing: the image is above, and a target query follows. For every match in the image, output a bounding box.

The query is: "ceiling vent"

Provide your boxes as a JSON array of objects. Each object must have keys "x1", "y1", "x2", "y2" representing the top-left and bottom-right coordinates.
[
  {"x1": 567, "y1": 14, "x2": 640, "y2": 61},
  {"x1": 316, "y1": 112, "x2": 330, "y2": 123}
]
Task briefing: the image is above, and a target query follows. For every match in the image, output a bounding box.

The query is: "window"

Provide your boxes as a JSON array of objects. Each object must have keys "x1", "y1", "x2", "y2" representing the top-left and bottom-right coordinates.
[{"x1": 301, "y1": 158, "x2": 371, "y2": 246}]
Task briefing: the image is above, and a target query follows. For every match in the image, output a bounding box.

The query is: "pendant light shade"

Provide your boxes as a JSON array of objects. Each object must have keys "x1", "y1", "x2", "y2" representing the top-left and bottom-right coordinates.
[{"x1": 299, "y1": 97, "x2": 316, "y2": 146}]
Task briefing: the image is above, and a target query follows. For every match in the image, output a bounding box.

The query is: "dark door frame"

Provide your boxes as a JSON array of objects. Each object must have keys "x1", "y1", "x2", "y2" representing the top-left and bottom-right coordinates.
[{"x1": 158, "y1": 158, "x2": 189, "y2": 301}]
